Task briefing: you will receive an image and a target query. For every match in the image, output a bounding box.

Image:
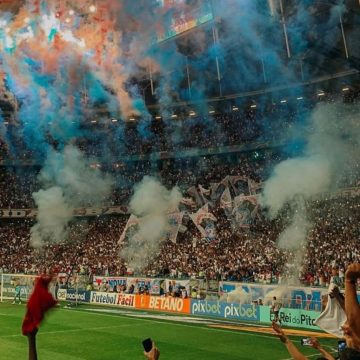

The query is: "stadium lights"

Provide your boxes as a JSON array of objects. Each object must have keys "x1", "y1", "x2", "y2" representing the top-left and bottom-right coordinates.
[
  {"x1": 280, "y1": 99, "x2": 287, "y2": 103},
  {"x1": 250, "y1": 104, "x2": 257, "y2": 108},
  {"x1": 342, "y1": 87, "x2": 350, "y2": 92}
]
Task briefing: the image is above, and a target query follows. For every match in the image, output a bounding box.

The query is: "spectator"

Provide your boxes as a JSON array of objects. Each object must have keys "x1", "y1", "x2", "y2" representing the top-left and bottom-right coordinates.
[{"x1": 272, "y1": 321, "x2": 335, "y2": 360}]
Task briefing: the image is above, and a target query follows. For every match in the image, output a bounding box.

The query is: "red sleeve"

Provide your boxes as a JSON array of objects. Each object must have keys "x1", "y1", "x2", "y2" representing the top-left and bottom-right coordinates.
[{"x1": 22, "y1": 276, "x2": 57, "y2": 336}]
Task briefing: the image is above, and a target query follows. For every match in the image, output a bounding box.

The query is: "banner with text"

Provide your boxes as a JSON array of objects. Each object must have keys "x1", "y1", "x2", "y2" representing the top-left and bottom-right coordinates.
[
  {"x1": 220, "y1": 282, "x2": 328, "y2": 311},
  {"x1": 57, "y1": 289, "x2": 91, "y2": 303},
  {"x1": 135, "y1": 295, "x2": 191, "y2": 314},
  {"x1": 191, "y1": 300, "x2": 260, "y2": 322},
  {"x1": 260, "y1": 306, "x2": 321, "y2": 330},
  {"x1": 90, "y1": 292, "x2": 135, "y2": 308}
]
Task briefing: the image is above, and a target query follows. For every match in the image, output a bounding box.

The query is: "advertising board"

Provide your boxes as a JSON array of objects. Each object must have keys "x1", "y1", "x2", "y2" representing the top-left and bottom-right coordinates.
[
  {"x1": 260, "y1": 306, "x2": 321, "y2": 330},
  {"x1": 90, "y1": 292, "x2": 135, "y2": 308},
  {"x1": 135, "y1": 295, "x2": 190, "y2": 314},
  {"x1": 155, "y1": 0, "x2": 213, "y2": 42},
  {"x1": 191, "y1": 300, "x2": 260, "y2": 322}
]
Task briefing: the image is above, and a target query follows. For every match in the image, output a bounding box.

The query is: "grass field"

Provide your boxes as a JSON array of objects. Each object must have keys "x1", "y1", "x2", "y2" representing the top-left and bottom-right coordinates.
[{"x1": 0, "y1": 302, "x2": 339, "y2": 360}]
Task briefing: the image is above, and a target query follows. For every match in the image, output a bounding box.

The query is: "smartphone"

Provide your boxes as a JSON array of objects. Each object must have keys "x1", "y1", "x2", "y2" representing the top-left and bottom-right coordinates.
[
  {"x1": 142, "y1": 338, "x2": 153, "y2": 353},
  {"x1": 301, "y1": 338, "x2": 312, "y2": 346},
  {"x1": 338, "y1": 340, "x2": 346, "y2": 353}
]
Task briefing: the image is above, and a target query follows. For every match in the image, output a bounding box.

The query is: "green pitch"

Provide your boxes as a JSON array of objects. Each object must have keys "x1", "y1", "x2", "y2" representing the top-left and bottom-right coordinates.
[{"x1": 0, "y1": 302, "x2": 337, "y2": 360}]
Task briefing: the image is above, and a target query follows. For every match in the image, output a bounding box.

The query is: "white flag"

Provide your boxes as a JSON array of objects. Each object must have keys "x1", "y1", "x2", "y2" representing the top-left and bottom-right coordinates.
[
  {"x1": 166, "y1": 212, "x2": 184, "y2": 244},
  {"x1": 190, "y1": 204, "x2": 217, "y2": 237},
  {"x1": 220, "y1": 187, "x2": 232, "y2": 210},
  {"x1": 119, "y1": 214, "x2": 139, "y2": 244}
]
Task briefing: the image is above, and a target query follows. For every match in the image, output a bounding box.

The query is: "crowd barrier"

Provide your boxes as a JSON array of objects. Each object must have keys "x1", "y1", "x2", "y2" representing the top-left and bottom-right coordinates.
[
  {"x1": 57, "y1": 289, "x2": 324, "y2": 331},
  {"x1": 92, "y1": 276, "x2": 360, "y2": 311},
  {"x1": 2, "y1": 274, "x2": 359, "y2": 312}
]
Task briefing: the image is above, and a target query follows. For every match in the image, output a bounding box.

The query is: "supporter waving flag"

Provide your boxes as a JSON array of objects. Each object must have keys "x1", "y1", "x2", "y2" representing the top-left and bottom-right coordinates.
[
  {"x1": 119, "y1": 214, "x2": 140, "y2": 244},
  {"x1": 232, "y1": 195, "x2": 259, "y2": 228},
  {"x1": 22, "y1": 275, "x2": 57, "y2": 336},
  {"x1": 190, "y1": 204, "x2": 217, "y2": 238},
  {"x1": 220, "y1": 187, "x2": 233, "y2": 216}
]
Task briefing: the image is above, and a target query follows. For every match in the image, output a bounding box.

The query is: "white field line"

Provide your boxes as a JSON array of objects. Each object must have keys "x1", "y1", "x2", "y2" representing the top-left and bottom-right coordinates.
[
  {"x1": 280, "y1": 345, "x2": 337, "y2": 360},
  {"x1": 0, "y1": 323, "x2": 141, "y2": 339},
  {"x1": 67, "y1": 307, "x2": 282, "y2": 341},
  {"x1": 281, "y1": 349, "x2": 338, "y2": 360}
]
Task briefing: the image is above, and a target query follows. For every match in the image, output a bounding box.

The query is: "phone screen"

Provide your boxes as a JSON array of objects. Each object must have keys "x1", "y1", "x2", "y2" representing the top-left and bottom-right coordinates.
[
  {"x1": 338, "y1": 340, "x2": 346, "y2": 353},
  {"x1": 301, "y1": 338, "x2": 312, "y2": 346},
  {"x1": 142, "y1": 338, "x2": 153, "y2": 353}
]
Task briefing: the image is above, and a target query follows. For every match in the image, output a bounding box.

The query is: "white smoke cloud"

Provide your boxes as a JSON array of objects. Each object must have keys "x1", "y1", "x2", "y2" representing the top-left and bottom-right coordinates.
[
  {"x1": 31, "y1": 145, "x2": 114, "y2": 247},
  {"x1": 129, "y1": 176, "x2": 181, "y2": 216},
  {"x1": 30, "y1": 187, "x2": 73, "y2": 248},
  {"x1": 39, "y1": 145, "x2": 113, "y2": 204},
  {"x1": 261, "y1": 156, "x2": 331, "y2": 218},
  {"x1": 277, "y1": 208, "x2": 311, "y2": 250},
  {"x1": 261, "y1": 102, "x2": 360, "y2": 277},
  {"x1": 121, "y1": 176, "x2": 182, "y2": 271}
]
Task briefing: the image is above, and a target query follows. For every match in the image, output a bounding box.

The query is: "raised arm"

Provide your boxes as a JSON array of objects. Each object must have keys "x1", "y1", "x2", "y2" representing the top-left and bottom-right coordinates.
[
  {"x1": 27, "y1": 329, "x2": 38, "y2": 360},
  {"x1": 345, "y1": 264, "x2": 360, "y2": 334},
  {"x1": 309, "y1": 338, "x2": 335, "y2": 360},
  {"x1": 272, "y1": 321, "x2": 308, "y2": 360}
]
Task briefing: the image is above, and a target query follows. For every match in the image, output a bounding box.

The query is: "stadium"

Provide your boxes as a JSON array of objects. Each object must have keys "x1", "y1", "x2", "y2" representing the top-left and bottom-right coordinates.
[{"x1": 0, "y1": 0, "x2": 360, "y2": 359}]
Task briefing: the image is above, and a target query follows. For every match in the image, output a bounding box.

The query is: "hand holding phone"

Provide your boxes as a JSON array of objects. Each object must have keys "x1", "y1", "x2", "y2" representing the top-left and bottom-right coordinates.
[
  {"x1": 142, "y1": 339, "x2": 160, "y2": 360},
  {"x1": 301, "y1": 338, "x2": 313, "y2": 346},
  {"x1": 338, "y1": 340, "x2": 346, "y2": 353},
  {"x1": 142, "y1": 338, "x2": 153, "y2": 353}
]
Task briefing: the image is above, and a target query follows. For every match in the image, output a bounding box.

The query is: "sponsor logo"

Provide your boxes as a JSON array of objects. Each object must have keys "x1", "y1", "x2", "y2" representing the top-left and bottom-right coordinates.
[
  {"x1": 260, "y1": 307, "x2": 320, "y2": 330},
  {"x1": 191, "y1": 300, "x2": 259, "y2": 321},
  {"x1": 117, "y1": 294, "x2": 135, "y2": 307},
  {"x1": 66, "y1": 291, "x2": 86, "y2": 301},
  {"x1": 149, "y1": 296, "x2": 185, "y2": 312},
  {"x1": 57, "y1": 289, "x2": 67, "y2": 301},
  {"x1": 91, "y1": 292, "x2": 117, "y2": 305},
  {"x1": 90, "y1": 292, "x2": 135, "y2": 307},
  {"x1": 192, "y1": 300, "x2": 221, "y2": 315},
  {"x1": 273, "y1": 311, "x2": 317, "y2": 327},
  {"x1": 136, "y1": 295, "x2": 191, "y2": 314},
  {"x1": 223, "y1": 303, "x2": 258, "y2": 320}
]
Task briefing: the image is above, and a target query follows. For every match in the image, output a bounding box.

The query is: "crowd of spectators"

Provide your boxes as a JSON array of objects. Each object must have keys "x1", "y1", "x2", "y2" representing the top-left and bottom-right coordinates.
[
  {"x1": 0, "y1": 178, "x2": 359, "y2": 288},
  {"x1": 0, "y1": 92, "x2": 359, "y2": 288},
  {"x1": 0, "y1": 89, "x2": 358, "y2": 163},
  {"x1": 0, "y1": 147, "x2": 273, "y2": 208}
]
